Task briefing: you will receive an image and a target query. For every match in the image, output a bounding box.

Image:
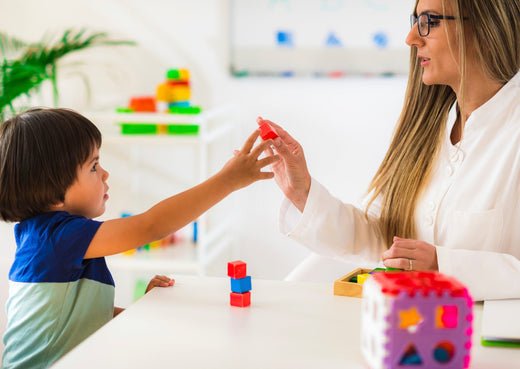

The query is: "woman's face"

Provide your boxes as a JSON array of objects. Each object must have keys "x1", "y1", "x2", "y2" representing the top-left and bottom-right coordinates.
[{"x1": 406, "y1": 0, "x2": 462, "y2": 88}]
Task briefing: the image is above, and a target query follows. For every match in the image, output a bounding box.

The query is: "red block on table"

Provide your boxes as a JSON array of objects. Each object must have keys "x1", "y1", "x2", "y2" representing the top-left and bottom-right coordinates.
[
  {"x1": 259, "y1": 122, "x2": 279, "y2": 140},
  {"x1": 230, "y1": 291, "x2": 251, "y2": 307},
  {"x1": 228, "y1": 260, "x2": 247, "y2": 279},
  {"x1": 129, "y1": 96, "x2": 157, "y2": 112}
]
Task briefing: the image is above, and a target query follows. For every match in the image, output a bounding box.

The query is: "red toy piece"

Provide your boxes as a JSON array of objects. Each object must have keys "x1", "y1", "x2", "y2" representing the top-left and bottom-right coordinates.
[
  {"x1": 259, "y1": 121, "x2": 279, "y2": 140},
  {"x1": 129, "y1": 96, "x2": 157, "y2": 112},
  {"x1": 230, "y1": 291, "x2": 251, "y2": 307},
  {"x1": 227, "y1": 260, "x2": 247, "y2": 279}
]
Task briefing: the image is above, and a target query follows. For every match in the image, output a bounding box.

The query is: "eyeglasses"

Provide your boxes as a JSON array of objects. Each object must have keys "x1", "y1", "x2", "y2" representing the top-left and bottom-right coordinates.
[{"x1": 410, "y1": 13, "x2": 458, "y2": 37}]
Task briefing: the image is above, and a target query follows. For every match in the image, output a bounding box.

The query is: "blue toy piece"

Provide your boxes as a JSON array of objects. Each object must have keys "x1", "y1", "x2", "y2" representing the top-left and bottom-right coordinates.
[{"x1": 230, "y1": 276, "x2": 252, "y2": 293}]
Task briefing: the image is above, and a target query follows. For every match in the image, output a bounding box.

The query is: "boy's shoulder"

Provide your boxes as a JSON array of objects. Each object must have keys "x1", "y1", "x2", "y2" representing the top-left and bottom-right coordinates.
[
  {"x1": 16, "y1": 211, "x2": 101, "y2": 241},
  {"x1": 11, "y1": 211, "x2": 109, "y2": 284}
]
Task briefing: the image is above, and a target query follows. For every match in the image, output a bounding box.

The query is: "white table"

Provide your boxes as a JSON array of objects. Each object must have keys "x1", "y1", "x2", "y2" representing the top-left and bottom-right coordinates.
[{"x1": 53, "y1": 277, "x2": 520, "y2": 369}]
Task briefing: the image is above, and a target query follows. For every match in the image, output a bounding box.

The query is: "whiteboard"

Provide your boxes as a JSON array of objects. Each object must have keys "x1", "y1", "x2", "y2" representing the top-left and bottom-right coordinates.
[{"x1": 230, "y1": 0, "x2": 413, "y2": 76}]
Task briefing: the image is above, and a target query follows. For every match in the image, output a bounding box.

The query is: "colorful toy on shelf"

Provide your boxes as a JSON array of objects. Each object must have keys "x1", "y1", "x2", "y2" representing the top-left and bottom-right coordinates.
[
  {"x1": 119, "y1": 212, "x2": 189, "y2": 255},
  {"x1": 116, "y1": 68, "x2": 203, "y2": 135},
  {"x1": 129, "y1": 96, "x2": 156, "y2": 112},
  {"x1": 361, "y1": 271, "x2": 473, "y2": 369},
  {"x1": 156, "y1": 68, "x2": 201, "y2": 114},
  {"x1": 228, "y1": 260, "x2": 251, "y2": 307},
  {"x1": 259, "y1": 121, "x2": 279, "y2": 140}
]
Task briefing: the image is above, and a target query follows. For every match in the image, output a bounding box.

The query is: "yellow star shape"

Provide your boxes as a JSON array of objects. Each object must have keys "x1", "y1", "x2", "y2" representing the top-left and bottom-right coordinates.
[{"x1": 399, "y1": 307, "x2": 423, "y2": 331}]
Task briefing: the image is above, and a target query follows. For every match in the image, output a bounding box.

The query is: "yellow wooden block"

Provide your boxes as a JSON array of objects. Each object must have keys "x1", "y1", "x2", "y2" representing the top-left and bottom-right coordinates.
[
  {"x1": 150, "y1": 240, "x2": 162, "y2": 248},
  {"x1": 333, "y1": 268, "x2": 373, "y2": 298},
  {"x1": 179, "y1": 68, "x2": 190, "y2": 81},
  {"x1": 357, "y1": 273, "x2": 371, "y2": 285},
  {"x1": 171, "y1": 85, "x2": 191, "y2": 101},
  {"x1": 156, "y1": 83, "x2": 172, "y2": 101}
]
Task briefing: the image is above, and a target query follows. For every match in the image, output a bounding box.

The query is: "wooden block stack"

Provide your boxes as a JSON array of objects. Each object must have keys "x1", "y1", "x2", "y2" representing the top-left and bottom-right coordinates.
[{"x1": 227, "y1": 260, "x2": 251, "y2": 307}]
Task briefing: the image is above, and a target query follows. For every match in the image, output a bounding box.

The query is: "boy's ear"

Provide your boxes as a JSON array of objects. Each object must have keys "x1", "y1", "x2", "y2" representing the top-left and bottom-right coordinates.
[{"x1": 49, "y1": 201, "x2": 65, "y2": 211}]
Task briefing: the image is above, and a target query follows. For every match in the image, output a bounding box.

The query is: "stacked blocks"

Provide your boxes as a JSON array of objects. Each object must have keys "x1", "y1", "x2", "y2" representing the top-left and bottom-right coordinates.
[
  {"x1": 228, "y1": 260, "x2": 252, "y2": 307},
  {"x1": 156, "y1": 68, "x2": 201, "y2": 114},
  {"x1": 361, "y1": 271, "x2": 473, "y2": 369},
  {"x1": 259, "y1": 121, "x2": 279, "y2": 140}
]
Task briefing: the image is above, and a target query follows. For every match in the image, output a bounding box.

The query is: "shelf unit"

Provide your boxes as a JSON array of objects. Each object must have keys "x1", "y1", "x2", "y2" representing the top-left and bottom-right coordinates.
[{"x1": 85, "y1": 107, "x2": 237, "y2": 286}]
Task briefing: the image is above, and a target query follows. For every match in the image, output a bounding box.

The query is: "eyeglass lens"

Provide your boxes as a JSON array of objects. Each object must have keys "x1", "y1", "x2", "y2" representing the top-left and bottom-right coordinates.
[{"x1": 411, "y1": 14, "x2": 430, "y2": 36}]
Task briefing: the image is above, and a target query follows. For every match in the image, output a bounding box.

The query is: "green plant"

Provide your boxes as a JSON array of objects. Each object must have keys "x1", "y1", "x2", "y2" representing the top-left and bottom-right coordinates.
[{"x1": 0, "y1": 29, "x2": 134, "y2": 121}]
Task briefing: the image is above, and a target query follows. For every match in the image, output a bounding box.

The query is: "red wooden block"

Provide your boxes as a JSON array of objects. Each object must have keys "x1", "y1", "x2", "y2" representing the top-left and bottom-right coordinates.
[
  {"x1": 230, "y1": 291, "x2": 251, "y2": 307},
  {"x1": 259, "y1": 121, "x2": 279, "y2": 140},
  {"x1": 129, "y1": 96, "x2": 157, "y2": 112},
  {"x1": 228, "y1": 260, "x2": 247, "y2": 278}
]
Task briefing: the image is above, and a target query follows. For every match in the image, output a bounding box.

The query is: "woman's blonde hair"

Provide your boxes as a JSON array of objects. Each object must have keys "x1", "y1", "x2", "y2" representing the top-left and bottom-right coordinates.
[{"x1": 366, "y1": 0, "x2": 520, "y2": 247}]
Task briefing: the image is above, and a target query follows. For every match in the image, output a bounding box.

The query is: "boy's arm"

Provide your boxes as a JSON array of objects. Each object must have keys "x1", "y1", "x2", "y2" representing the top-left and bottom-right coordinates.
[{"x1": 85, "y1": 131, "x2": 277, "y2": 259}]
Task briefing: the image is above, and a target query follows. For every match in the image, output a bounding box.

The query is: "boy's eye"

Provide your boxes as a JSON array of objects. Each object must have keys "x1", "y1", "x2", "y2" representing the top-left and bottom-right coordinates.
[{"x1": 91, "y1": 163, "x2": 98, "y2": 172}]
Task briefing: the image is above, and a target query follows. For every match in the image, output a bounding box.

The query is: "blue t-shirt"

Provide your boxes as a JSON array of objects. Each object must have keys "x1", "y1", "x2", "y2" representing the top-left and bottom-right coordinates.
[{"x1": 2, "y1": 211, "x2": 115, "y2": 369}]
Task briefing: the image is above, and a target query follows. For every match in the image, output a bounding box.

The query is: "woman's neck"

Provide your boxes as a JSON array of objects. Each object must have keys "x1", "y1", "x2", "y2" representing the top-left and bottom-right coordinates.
[{"x1": 454, "y1": 72, "x2": 503, "y2": 122}]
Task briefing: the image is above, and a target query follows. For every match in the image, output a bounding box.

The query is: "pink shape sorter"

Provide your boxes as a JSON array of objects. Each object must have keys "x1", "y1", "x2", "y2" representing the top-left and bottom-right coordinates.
[{"x1": 361, "y1": 271, "x2": 473, "y2": 369}]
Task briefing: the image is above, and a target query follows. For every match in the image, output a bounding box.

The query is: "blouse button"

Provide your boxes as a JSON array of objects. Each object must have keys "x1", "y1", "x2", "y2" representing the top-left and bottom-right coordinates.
[
  {"x1": 428, "y1": 201, "x2": 435, "y2": 211},
  {"x1": 446, "y1": 165, "x2": 454, "y2": 176}
]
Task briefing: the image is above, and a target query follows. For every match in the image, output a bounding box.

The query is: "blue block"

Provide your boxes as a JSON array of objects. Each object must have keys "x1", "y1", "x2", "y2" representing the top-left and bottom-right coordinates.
[{"x1": 230, "y1": 276, "x2": 252, "y2": 293}]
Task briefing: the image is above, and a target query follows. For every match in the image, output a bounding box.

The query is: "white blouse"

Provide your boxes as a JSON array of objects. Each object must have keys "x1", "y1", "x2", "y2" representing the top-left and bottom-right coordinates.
[{"x1": 280, "y1": 71, "x2": 520, "y2": 301}]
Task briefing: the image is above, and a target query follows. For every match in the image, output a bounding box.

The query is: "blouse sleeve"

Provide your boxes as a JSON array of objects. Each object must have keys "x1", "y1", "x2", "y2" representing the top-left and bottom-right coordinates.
[{"x1": 279, "y1": 178, "x2": 387, "y2": 263}]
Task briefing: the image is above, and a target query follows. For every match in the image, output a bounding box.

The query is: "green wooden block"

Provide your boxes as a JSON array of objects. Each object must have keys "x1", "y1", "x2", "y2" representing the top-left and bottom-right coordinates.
[
  {"x1": 166, "y1": 69, "x2": 180, "y2": 80},
  {"x1": 120, "y1": 123, "x2": 157, "y2": 135},
  {"x1": 167, "y1": 124, "x2": 199, "y2": 135},
  {"x1": 116, "y1": 107, "x2": 134, "y2": 113},
  {"x1": 143, "y1": 244, "x2": 150, "y2": 251},
  {"x1": 168, "y1": 106, "x2": 202, "y2": 115},
  {"x1": 481, "y1": 338, "x2": 520, "y2": 348},
  {"x1": 349, "y1": 276, "x2": 358, "y2": 283},
  {"x1": 133, "y1": 279, "x2": 148, "y2": 301}
]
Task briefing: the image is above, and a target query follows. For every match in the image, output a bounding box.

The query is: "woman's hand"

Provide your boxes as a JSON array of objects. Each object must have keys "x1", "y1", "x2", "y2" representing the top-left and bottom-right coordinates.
[
  {"x1": 257, "y1": 117, "x2": 311, "y2": 212},
  {"x1": 146, "y1": 275, "x2": 175, "y2": 293},
  {"x1": 382, "y1": 236, "x2": 439, "y2": 271},
  {"x1": 219, "y1": 129, "x2": 279, "y2": 191}
]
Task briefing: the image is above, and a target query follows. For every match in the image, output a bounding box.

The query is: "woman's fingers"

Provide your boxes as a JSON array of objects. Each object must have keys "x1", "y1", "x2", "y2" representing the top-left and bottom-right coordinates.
[{"x1": 257, "y1": 155, "x2": 280, "y2": 168}]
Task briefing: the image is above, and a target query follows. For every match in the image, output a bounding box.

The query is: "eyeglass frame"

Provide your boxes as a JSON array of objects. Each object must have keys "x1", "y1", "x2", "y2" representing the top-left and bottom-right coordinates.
[{"x1": 410, "y1": 13, "x2": 462, "y2": 37}]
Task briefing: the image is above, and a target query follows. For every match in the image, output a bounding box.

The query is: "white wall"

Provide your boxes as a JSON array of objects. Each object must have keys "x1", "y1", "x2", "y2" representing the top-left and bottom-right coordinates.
[{"x1": 0, "y1": 0, "x2": 407, "y2": 352}]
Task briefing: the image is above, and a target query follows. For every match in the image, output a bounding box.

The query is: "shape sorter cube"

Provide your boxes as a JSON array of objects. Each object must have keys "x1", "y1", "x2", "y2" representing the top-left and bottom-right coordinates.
[
  {"x1": 259, "y1": 121, "x2": 279, "y2": 140},
  {"x1": 231, "y1": 276, "x2": 252, "y2": 293},
  {"x1": 361, "y1": 271, "x2": 473, "y2": 369},
  {"x1": 228, "y1": 260, "x2": 246, "y2": 279}
]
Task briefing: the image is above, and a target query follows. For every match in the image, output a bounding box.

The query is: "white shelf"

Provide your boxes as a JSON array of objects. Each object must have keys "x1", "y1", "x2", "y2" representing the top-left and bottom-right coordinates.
[{"x1": 89, "y1": 106, "x2": 237, "y2": 278}]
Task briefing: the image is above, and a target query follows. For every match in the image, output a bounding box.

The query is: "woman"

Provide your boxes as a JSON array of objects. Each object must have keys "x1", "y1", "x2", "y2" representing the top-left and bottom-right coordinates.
[{"x1": 261, "y1": 0, "x2": 520, "y2": 301}]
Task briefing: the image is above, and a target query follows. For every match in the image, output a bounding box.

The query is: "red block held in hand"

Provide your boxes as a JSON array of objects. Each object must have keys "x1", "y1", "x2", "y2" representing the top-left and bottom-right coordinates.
[
  {"x1": 259, "y1": 121, "x2": 279, "y2": 140},
  {"x1": 228, "y1": 260, "x2": 247, "y2": 279}
]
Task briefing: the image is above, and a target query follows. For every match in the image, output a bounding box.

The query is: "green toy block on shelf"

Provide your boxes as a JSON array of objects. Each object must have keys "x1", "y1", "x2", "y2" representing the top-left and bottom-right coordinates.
[
  {"x1": 119, "y1": 123, "x2": 199, "y2": 135},
  {"x1": 168, "y1": 106, "x2": 202, "y2": 115},
  {"x1": 116, "y1": 107, "x2": 135, "y2": 113},
  {"x1": 166, "y1": 69, "x2": 181, "y2": 80},
  {"x1": 166, "y1": 124, "x2": 199, "y2": 135},
  {"x1": 119, "y1": 123, "x2": 157, "y2": 135}
]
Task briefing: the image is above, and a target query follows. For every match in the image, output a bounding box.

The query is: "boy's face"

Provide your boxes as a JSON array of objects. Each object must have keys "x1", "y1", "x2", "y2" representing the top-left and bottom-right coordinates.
[{"x1": 59, "y1": 148, "x2": 110, "y2": 219}]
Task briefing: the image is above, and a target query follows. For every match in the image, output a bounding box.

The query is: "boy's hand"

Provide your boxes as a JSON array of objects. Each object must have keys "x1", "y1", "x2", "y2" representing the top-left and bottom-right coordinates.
[
  {"x1": 220, "y1": 129, "x2": 279, "y2": 191},
  {"x1": 146, "y1": 275, "x2": 175, "y2": 293}
]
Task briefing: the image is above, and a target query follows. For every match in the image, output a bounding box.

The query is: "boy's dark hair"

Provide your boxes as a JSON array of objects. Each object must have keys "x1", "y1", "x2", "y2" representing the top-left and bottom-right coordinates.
[{"x1": 0, "y1": 108, "x2": 102, "y2": 222}]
